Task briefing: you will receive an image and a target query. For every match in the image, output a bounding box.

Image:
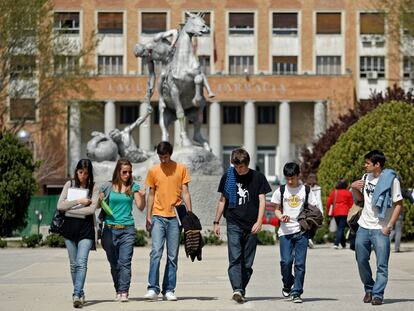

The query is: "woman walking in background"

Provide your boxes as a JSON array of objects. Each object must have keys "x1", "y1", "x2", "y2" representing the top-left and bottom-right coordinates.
[
  {"x1": 100, "y1": 159, "x2": 145, "y2": 302},
  {"x1": 57, "y1": 159, "x2": 99, "y2": 308},
  {"x1": 326, "y1": 178, "x2": 354, "y2": 249}
]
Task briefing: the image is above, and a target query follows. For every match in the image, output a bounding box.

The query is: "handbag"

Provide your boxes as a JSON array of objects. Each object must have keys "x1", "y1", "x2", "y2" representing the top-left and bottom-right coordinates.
[
  {"x1": 49, "y1": 209, "x2": 65, "y2": 234},
  {"x1": 328, "y1": 190, "x2": 337, "y2": 216},
  {"x1": 329, "y1": 217, "x2": 337, "y2": 233},
  {"x1": 347, "y1": 204, "x2": 362, "y2": 233}
]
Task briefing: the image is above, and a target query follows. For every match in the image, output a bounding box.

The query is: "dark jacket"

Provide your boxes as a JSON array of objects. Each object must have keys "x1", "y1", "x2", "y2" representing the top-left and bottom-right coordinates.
[
  {"x1": 181, "y1": 212, "x2": 204, "y2": 262},
  {"x1": 298, "y1": 204, "x2": 323, "y2": 238}
]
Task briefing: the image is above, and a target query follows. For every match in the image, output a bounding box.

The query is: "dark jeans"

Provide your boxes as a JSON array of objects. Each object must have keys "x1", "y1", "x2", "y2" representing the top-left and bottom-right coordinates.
[
  {"x1": 279, "y1": 231, "x2": 309, "y2": 296},
  {"x1": 102, "y1": 226, "x2": 135, "y2": 293},
  {"x1": 334, "y1": 216, "x2": 348, "y2": 247},
  {"x1": 226, "y1": 222, "x2": 258, "y2": 296}
]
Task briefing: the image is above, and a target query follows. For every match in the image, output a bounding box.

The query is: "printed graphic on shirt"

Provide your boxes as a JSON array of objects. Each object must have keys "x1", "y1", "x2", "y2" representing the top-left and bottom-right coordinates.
[
  {"x1": 286, "y1": 194, "x2": 302, "y2": 208},
  {"x1": 365, "y1": 182, "x2": 375, "y2": 198},
  {"x1": 237, "y1": 183, "x2": 249, "y2": 205}
]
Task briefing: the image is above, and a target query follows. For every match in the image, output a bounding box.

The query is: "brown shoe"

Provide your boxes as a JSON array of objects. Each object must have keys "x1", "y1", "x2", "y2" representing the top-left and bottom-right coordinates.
[
  {"x1": 371, "y1": 297, "x2": 383, "y2": 305},
  {"x1": 363, "y1": 292, "x2": 372, "y2": 303}
]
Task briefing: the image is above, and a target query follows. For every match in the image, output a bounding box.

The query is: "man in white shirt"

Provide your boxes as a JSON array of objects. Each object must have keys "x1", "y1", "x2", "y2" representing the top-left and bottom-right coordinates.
[
  {"x1": 271, "y1": 162, "x2": 318, "y2": 304},
  {"x1": 351, "y1": 150, "x2": 403, "y2": 306}
]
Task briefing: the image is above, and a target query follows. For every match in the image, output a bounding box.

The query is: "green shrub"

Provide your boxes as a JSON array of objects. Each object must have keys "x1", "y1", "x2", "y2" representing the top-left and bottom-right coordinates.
[
  {"x1": 203, "y1": 229, "x2": 223, "y2": 245},
  {"x1": 22, "y1": 234, "x2": 42, "y2": 248},
  {"x1": 0, "y1": 239, "x2": 7, "y2": 248},
  {"x1": 134, "y1": 229, "x2": 148, "y2": 247},
  {"x1": 313, "y1": 226, "x2": 334, "y2": 244},
  {"x1": 318, "y1": 102, "x2": 414, "y2": 238},
  {"x1": 257, "y1": 230, "x2": 275, "y2": 245},
  {"x1": 44, "y1": 233, "x2": 65, "y2": 248}
]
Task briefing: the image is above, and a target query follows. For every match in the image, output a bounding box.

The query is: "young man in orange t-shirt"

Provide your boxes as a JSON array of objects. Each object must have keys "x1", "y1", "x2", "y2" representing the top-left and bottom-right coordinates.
[{"x1": 143, "y1": 141, "x2": 192, "y2": 302}]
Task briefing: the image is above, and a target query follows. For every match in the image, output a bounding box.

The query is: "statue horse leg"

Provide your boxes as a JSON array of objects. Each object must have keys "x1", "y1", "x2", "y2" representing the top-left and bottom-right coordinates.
[
  {"x1": 170, "y1": 84, "x2": 192, "y2": 147},
  {"x1": 192, "y1": 74, "x2": 203, "y2": 107},
  {"x1": 159, "y1": 97, "x2": 169, "y2": 142},
  {"x1": 189, "y1": 99, "x2": 211, "y2": 151}
]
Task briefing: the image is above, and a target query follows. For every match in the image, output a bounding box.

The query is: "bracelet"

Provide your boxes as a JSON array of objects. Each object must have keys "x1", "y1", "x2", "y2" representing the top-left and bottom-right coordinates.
[{"x1": 213, "y1": 221, "x2": 219, "y2": 225}]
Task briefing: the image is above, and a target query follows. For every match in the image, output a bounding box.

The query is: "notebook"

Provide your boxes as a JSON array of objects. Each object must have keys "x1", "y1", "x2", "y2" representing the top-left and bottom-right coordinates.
[{"x1": 67, "y1": 187, "x2": 89, "y2": 209}]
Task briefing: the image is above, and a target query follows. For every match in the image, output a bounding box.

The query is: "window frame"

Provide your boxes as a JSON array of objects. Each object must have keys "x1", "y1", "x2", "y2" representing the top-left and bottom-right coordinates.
[
  {"x1": 141, "y1": 12, "x2": 167, "y2": 35},
  {"x1": 272, "y1": 12, "x2": 298, "y2": 36},
  {"x1": 316, "y1": 56, "x2": 342, "y2": 75},
  {"x1": 223, "y1": 105, "x2": 242, "y2": 124},
  {"x1": 54, "y1": 12, "x2": 80, "y2": 34},
  {"x1": 229, "y1": 12, "x2": 255, "y2": 35},
  {"x1": 97, "y1": 12, "x2": 124, "y2": 34},
  {"x1": 316, "y1": 12, "x2": 341, "y2": 35},
  {"x1": 97, "y1": 55, "x2": 124, "y2": 75}
]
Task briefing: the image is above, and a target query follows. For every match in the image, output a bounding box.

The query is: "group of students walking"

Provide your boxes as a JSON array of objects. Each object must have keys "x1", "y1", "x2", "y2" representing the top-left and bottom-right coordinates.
[{"x1": 57, "y1": 145, "x2": 403, "y2": 308}]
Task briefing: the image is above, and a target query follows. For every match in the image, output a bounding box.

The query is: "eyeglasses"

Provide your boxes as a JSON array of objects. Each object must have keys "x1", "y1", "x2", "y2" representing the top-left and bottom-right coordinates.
[{"x1": 121, "y1": 170, "x2": 132, "y2": 175}]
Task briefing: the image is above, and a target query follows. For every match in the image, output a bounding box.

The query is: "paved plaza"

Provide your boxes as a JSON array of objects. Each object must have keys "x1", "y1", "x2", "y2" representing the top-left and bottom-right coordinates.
[{"x1": 1, "y1": 243, "x2": 413, "y2": 311}]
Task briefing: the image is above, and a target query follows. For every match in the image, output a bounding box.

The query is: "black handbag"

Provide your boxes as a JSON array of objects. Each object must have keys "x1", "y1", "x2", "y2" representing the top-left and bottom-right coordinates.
[{"x1": 49, "y1": 209, "x2": 65, "y2": 234}]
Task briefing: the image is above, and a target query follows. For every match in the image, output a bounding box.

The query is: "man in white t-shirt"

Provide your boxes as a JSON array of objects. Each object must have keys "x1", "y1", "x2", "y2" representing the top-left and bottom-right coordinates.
[
  {"x1": 351, "y1": 150, "x2": 403, "y2": 306},
  {"x1": 271, "y1": 162, "x2": 318, "y2": 304}
]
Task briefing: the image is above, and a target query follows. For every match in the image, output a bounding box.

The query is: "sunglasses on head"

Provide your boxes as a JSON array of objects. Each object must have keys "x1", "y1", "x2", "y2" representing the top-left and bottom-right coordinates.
[{"x1": 121, "y1": 170, "x2": 132, "y2": 175}]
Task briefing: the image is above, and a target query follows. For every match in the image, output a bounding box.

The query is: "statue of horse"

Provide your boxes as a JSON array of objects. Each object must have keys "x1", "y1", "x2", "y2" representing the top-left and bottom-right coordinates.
[{"x1": 159, "y1": 12, "x2": 212, "y2": 150}]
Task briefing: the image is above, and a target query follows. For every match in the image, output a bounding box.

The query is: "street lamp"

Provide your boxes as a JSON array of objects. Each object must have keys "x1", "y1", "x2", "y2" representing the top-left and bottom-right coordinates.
[
  {"x1": 34, "y1": 210, "x2": 43, "y2": 235},
  {"x1": 16, "y1": 129, "x2": 34, "y2": 152}
]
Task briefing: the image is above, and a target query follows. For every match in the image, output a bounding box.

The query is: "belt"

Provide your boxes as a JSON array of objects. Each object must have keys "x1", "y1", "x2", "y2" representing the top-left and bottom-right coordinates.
[{"x1": 106, "y1": 224, "x2": 128, "y2": 229}]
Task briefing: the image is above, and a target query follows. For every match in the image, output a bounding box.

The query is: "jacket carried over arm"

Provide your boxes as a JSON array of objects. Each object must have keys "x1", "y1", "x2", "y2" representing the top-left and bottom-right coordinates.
[
  {"x1": 181, "y1": 212, "x2": 204, "y2": 262},
  {"x1": 298, "y1": 204, "x2": 323, "y2": 238},
  {"x1": 372, "y1": 168, "x2": 397, "y2": 220}
]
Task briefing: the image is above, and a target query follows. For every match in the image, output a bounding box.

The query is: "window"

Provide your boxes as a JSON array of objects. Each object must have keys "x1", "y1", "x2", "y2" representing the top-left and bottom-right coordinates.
[
  {"x1": 186, "y1": 12, "x2": 211, "y2": 34},
  {"x1": 316, "y1": 56, "x2": 341, "y2": 75},
  {"x1": 10, "y1": 55, "x2": 36, "y2": 79},
  {"x1": 272, "y1": 56, "x2": 297, "y2": 75},
  {"x1": 316, "y1": 13, "x2": 341, "y2": 34},
  {"x1": 360, "y1": 56, "x2": 385, "y2": 78},
  {"x1": 98, "y1": 55, "x2": 123, "y2": 75},
  {"x1": 54, "y1": 55, "x2": 79, "y2": 74},
  {"x1": 272, "y1": 13, "x2": 298, "y2": 35},
  {"x1": 229, "y1": 13, "x2": 254, "y2": 35},
  {"x1": 199, "y1": 55, "x2": 211, "y2": 74},
  {"x1": 54, "y1": 12, "x2": 80, "y2": 34},
  {"x1": 141, "y1": 12, "x2": 167, "y2": 34},
  {"x1": 223, "y1": 105, "x2": 241, "y2": 124},
  {"x1": 120, "y1": 105, "x2": 139, "y2": 124},
  {"x1": 229, "y1": 56, "x2": 254, "y2": 74},
  {"x1": 98, "y1": 12, "x2": 123, "y2": 34},
  {"x1": 360, "y1": 13, "x2": 385, "y2": 35},
  {"x1": 403, "y1": 56, "x2": 414, "y2": 79},
  {"x1": 402, "y1": 13, "x2": 414, "y2": 36},
  {"x1": 141, "y1": 60, "x2": 162, "y2": 75},
  {"x1": 9, "y1": 98, "x2": 36, "y2": 121},
  {"x1": 257, "y1": 147, "x2": 276, "y2": 179},
  {"x1": 258, "y1": 106, "x2": 276, "y2": 124}
]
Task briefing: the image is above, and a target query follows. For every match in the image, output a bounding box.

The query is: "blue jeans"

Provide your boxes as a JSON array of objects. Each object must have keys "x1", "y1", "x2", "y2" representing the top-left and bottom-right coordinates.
[
  {"x1": 148, "y1": 216, "x2": 180, "y2": 294},
  {"x1": 64, "y1": 238, "x2": 93, "y2": 298},
  {"x1": 355, "y1": 227, "x2": 390, "y2": 299},
  {"x1": 102, "y1": 225, "x2": 135, "y2": 293},
  {"x1": 334, "y1": 216, "x2": 348, "y2": 247},
  {"x1": 279, "y1": 231, "x2": 309, "y2": 296},
  {"x1": 226, "y1": 222, "x2": 258, "y2": 296}
]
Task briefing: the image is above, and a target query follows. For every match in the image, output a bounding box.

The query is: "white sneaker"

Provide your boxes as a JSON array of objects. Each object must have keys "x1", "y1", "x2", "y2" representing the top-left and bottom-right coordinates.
[
  {"x1": 114, "y1": 293, "x2": 121, "y2": 301},
  {"x1": 144, "y1": 289, "x2": 158, "y2": 301},
  {"x1": 80, "y1": 295, "x2": 85, "y2": 305},
  {"x1": 163, "y1": 291, "x2": 178, "y2": 301},
  {"x1": 73, "y1": 296, "x2": 82, "y2": 308},
  {"x1": 120, "y1": 292, "x2": 128, "y2": 302},
  {"x1": 232, "y1": 291, "x2": 246, "y2": 303}
]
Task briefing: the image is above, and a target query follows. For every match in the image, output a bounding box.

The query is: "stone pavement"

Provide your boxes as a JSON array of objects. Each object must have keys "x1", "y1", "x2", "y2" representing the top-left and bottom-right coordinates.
[{"x1": 1, "y1": 243, "x2": 413, "y2": 311}]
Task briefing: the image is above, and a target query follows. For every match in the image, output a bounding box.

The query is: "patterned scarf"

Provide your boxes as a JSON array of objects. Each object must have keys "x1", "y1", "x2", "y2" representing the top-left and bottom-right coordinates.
[{"x1": 224, "y1": 167, "x2": 237, "y2": 208}]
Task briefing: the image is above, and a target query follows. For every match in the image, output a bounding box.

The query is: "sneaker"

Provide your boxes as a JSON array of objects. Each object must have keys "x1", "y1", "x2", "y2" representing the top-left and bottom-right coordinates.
[
  {"x1": 144, "y1": 289, "x2": 158, "y2": 301},
  {"x1": 371, "y1": 297, "x2": 383, "y2": 305},
  {"x1": 80, "y1": 295, "x2": 85, "y2": 305},
  {"x1": 163, "y1": 291, "x2": 178, "y2": 301},
  {"x1": 73, "y1": 296, "x2": 82, "y2": 308},
  {"x1": 120, "y1": 292, "x2": 128, "y2": 302},
  {"x1": 332, "y1": 245, "x2": 339, "y2": 249},
  {"x1": 114, "y1": 293, "x2": 121, "y2": 302},
  {"x1": 291, "y1": 295, "x2": 303, "y2": 303},
  {"x1": 308, "y1": 239, "x2": 314, "y2": 249},
  {"x1": 232, "y1": 291, "x2": 245, "y2": 304},
  {"x1": 282, "y1": 287, "x2": 292, "y2": 298}
]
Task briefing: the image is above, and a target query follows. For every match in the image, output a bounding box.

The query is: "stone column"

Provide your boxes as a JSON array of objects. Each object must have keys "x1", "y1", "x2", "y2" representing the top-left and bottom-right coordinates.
[
  {"x1": 209, "y1": 101, "x2": 221, "y2": 158},
  {"x1": 314, "y1": 100, "x2": 326, "y2": 140},
  {"x1": 139, "y1": 102, "x2": 151, "y2": 151},
  {"x1": 278, "y1": 101, "x2": 291, "y2": 177},
  {"x1": 243, "y1": 100, "x2": 256, "y2": 169},
  {"x1": 68, "y1": 102, "x2": 81, "y2": 174},
  {"x1": 104, "y1": 100, "x2": 116, "y2": 135}
]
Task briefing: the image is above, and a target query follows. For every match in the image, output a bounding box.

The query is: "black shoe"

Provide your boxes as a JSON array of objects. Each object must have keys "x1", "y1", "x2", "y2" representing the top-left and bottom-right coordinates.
[
  {"x1": 371, "y1": 297, "x2": 383, "y2": 305},
  {"x1": 363, "y1": 292, "x2": 372, "y2": 303},
  {"x1": 282, "y1": 287, "x2": 292, "y2": 298},
  {"x1": 232, "y1": 291, "x2": 245, "y2": 304}
]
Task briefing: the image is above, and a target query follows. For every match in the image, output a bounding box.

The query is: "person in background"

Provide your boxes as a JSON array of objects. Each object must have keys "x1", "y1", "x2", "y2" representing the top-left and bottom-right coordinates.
[
  {"x1": 326, "y1": 178, "x2": 354, "y2": 249},
  {"x1": 57, "y1": 159, "x2": 99, "y2": 308},
  {"x1": 305, "y1": 173, "x2": 323, "y2": 248},
  {"x1": 100, "y1": 159, "x2": 146, "y2": 303}
]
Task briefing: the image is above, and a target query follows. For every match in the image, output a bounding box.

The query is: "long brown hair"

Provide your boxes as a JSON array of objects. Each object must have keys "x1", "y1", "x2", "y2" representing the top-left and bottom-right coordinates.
[{"x1": 112, "y1": 159, "x2": 133, "y2": 196}]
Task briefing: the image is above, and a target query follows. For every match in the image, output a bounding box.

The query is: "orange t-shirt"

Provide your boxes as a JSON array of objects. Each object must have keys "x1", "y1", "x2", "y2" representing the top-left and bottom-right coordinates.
[{"x1": 145, "y1": 161, "x2": 191, "y2": 217}]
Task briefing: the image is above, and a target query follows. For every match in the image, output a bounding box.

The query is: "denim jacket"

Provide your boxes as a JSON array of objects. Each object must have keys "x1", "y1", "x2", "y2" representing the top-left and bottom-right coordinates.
[{"x1": 372, "y1": 169, "x2": 397, "y2": 220}]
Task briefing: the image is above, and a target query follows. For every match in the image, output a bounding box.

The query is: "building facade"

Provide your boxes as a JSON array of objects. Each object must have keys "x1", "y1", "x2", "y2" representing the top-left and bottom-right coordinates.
[{"x1": 8, "y1": 0, "x2": 414, "y2": 190}]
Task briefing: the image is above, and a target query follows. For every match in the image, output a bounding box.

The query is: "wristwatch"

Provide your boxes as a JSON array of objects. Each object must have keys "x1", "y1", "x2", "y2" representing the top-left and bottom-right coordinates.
[{"x1": 213, "y1": 221, "x2": 219, "y2": 225}]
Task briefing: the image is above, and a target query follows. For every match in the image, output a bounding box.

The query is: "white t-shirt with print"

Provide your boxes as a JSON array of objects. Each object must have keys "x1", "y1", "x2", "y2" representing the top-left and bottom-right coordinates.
[
  {"x1": 358, "y1": 173, "x2": 403, "y2": 230},
  {"x1": 271, "y1": 184, "x2": 318, "y2": 236}
]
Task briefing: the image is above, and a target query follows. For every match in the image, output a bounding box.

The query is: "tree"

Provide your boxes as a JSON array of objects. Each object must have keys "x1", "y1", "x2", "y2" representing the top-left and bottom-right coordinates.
[
  {"x1": 317, "y1": 102, "x2": 414, "y2": 238},
  {"x1": 300, "y1": 85, "x2": 414, "y2": 179},
  {"x1": 0, "y1": 132, "x2": 38, "y2": 236}
]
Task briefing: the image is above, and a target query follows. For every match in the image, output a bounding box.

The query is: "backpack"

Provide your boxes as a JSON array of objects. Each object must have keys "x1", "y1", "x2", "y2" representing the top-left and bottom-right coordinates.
[{"x1": 279, "y1": 184, "x2": 310, "y2": 213}]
